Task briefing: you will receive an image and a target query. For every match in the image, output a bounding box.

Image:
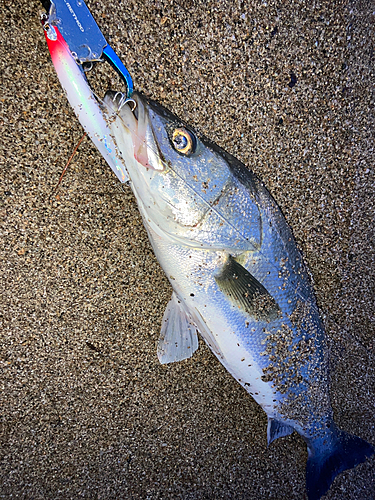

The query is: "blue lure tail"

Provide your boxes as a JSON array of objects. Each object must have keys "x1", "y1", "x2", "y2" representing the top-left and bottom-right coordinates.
[{"x1": 306, "y1": 425, "x2": 374, "y2": 500}]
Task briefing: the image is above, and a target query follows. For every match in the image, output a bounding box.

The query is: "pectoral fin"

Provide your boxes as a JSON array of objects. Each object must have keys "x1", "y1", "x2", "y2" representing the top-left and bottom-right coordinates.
[
  {"x1": 267, "y1": 417, "x2": 294, "y2": 445},
  {"x1": 157, "y1": 292, "x2": 199, "y2": 364},
  {"x1": 215, "y1": 255, "x2": 280, "y2": 321}
]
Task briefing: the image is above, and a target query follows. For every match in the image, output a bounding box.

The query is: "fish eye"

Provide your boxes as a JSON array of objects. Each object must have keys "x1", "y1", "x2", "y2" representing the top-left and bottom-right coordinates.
[{"x1": 172, "y1": 128, "x2": 196, "y2": 155}]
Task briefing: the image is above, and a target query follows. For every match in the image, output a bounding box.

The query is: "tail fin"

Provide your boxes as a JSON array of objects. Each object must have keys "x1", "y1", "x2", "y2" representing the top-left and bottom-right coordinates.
[{"x1": 306, "y1": 426, "x2": 373, "y2": 500}]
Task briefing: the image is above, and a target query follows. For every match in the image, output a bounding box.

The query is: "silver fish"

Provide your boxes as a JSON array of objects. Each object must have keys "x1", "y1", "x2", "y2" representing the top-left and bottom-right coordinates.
[{"x1": 102, "y1": 91, "x2": 373, "y2": 500}]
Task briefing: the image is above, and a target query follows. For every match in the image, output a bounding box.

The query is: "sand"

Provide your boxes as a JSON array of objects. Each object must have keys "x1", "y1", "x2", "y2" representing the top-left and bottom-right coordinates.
[{"x1": 1, "y1": 0, "x2": 374, "y2": 498}]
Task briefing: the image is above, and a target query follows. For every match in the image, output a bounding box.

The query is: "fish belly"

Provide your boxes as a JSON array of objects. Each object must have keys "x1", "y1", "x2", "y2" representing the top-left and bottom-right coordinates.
[{"x1": 144, "y1": 221, "x2": 280, "y2": 418}]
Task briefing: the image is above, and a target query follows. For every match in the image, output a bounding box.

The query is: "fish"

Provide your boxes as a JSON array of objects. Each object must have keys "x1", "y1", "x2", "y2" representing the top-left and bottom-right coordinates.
[{"x1": 100, "y1": 90, "x2": 373, "y2": 500}]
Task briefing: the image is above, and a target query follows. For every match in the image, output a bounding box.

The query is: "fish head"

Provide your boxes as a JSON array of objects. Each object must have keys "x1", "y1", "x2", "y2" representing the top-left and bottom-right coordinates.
[{"x1": 102, "y1": 91, "x2": 231, "y2": 234}]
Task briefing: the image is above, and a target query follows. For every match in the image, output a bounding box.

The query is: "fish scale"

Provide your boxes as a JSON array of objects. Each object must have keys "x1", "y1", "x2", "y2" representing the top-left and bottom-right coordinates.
[
  {"x1": 147, "y1": 228, "x2": 278, "y2": 408},
  {"x1": 145, "y1": 174, "x2": 323, "y2": 416}
]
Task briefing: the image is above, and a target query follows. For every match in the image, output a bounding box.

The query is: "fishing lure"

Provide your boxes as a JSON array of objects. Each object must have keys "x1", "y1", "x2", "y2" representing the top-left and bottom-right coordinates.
[{"x1": 41, "y1": 0, "x2": 132, "y2": 183}]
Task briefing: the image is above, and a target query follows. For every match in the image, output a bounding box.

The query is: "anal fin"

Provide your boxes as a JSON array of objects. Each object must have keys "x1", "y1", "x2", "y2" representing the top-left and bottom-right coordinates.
[
  {"x1": 157, "y1": 292, "x2": 198, "y2": 364},
  {"x1": 267, "y1": 417, "x2": 294, "y2": 445}
]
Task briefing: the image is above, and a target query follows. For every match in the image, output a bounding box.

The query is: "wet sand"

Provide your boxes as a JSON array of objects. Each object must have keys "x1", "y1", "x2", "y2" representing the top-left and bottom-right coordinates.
[{"x1": 1, "y1": 0, "x2": 374, "y2": 498}]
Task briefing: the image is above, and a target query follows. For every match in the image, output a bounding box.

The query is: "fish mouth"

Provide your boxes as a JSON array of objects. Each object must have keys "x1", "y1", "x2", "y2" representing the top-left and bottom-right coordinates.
[
  {"x1": 103, "y1": 91, "x2": 166, "y2": 171},
  {"x1": 103, "y1": 90, "x2": 146, "y2": 164},
  {"x1": 103, "y1": 89, "x2": 188, "y2": 137}
]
